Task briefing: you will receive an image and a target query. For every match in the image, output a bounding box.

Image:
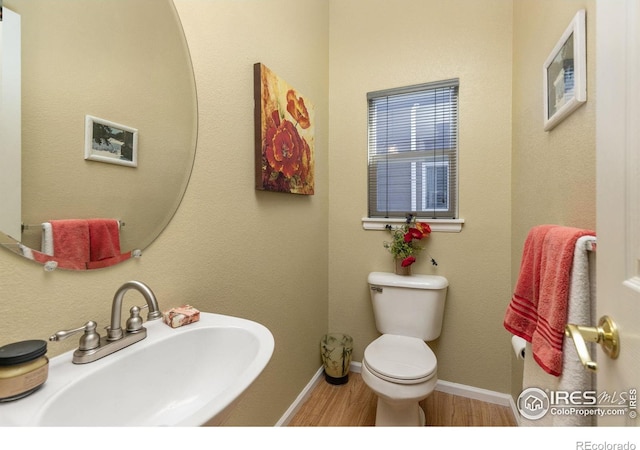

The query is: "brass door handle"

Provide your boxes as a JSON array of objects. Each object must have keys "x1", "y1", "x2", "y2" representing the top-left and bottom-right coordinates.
[{"x1": 565, "y1": 315, "x2": 620, "y2": 372}]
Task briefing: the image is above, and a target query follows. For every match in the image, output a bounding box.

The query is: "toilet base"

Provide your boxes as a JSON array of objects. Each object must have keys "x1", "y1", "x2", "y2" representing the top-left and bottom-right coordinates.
[
  {"x1": 374, "y1": 397, "x2": 426, "y2": 426},
  {"x1": 361, "y1": 357, "x2": 436, "y2": 426}
]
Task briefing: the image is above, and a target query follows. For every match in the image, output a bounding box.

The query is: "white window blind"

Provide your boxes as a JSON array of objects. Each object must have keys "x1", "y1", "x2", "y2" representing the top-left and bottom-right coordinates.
[{"x1": 367, "y1": 79, "x2": 459, "y2": 219}]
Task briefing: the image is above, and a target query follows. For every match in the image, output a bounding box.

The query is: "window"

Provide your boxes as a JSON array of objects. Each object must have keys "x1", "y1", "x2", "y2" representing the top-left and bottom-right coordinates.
[{"x1": 367, "y1": 79, "x2": 459, "y2": 219}]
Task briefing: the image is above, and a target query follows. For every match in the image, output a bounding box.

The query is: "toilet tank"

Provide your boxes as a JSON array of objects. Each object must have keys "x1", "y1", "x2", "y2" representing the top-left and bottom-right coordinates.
[{"x1": 368, "y1": 272, "x2": 448, "y2": 341}]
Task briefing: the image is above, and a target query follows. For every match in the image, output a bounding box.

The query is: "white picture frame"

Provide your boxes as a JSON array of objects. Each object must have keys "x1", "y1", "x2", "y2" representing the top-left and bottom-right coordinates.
[
  {"x1": 84, "y1": 115, "x2": 138, "y2": 167},
  {"x1": 543, "y1": 9, "x2": 587, "y2": 132}
]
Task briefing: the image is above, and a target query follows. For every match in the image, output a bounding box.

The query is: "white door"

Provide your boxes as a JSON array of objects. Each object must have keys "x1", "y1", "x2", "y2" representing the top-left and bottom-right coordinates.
[{"x1": 596, "y1": 0, "x2": 640, "y2": 426}]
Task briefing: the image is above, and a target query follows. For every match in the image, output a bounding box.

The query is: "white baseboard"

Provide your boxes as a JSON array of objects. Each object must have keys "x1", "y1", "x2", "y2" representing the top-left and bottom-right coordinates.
[
  {"x1": 434, "y1": 379, "x2": 520, "y2": 425},
  {"x1": 434, "y1": 379, "x2": 512, "y2": 406},
  {"x1": 274, "y1": 366, "x2": 324, "y2": 427},
  {"x1": 276, "y1": 361, "x2": 520, "y2": 426}
]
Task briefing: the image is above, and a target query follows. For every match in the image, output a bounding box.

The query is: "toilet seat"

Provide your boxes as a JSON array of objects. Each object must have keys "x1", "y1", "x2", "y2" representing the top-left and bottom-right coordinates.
[{"x1": 363, "y1": 334, "x2": 436, "y2": 385}]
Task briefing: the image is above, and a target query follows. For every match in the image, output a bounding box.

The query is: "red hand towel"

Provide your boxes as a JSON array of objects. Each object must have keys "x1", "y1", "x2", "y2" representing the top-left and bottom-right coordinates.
[
  {"x1": 49, "y1": 219, "x2": 91, "y2": 265},
  {"x1": 87, "y1": 219, "x2": 121, "y2": 262},
  {"x1": 504, "y1": 225, "x2": 595, "y2": 376}
]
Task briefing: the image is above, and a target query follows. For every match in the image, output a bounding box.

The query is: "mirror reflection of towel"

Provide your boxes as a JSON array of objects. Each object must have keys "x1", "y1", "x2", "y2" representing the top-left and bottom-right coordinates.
[
  {"x1": 49, "y1": 219, "x2": 91, "y2": 263},
  {"x1": 37, "y1": 218, "x2": 124, "y2": 270},
  {"x1": 87, "y1": 219, "x2": 121, "y2": 262}
]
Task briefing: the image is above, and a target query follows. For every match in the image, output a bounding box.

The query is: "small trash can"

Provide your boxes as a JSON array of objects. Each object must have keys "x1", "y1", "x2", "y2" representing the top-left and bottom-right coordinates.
[{"x1": 320, "y1": 333, "x2": 353, "y2": 385}]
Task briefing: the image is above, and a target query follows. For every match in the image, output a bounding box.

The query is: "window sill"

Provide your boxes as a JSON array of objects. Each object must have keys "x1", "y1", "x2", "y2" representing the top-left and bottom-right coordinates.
[{"x1": 361, "y1": 217, "x2": 465, "y2": 233}]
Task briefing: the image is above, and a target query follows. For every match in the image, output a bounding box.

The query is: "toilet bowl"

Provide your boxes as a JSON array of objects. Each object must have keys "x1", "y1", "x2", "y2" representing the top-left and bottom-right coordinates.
[
  {"x1": 361, "y1": 334, "x2": 437, "y2": 426},
  {"x1": 363, "y1": 272, "x2": 448, "y2": 426}
]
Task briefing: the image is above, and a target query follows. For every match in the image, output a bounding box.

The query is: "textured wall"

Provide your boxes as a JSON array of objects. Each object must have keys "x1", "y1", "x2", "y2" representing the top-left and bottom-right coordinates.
[
  {"x1": 0, "y1": 0, "x2": 329, "y2": 426},
  {"x1": 328, "y1": 0, "x2": 514, "y2": 393},
  {"x1": 510, "y1": 0, "x2": 596, "y2": 399},
  {"x1": 0, "y1": 0, "x2": 598, "y2": 425}
]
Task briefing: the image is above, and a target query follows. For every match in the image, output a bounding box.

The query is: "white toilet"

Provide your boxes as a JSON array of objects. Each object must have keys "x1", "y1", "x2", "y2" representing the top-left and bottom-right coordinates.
[{"x1": 361, "y1": 271, "x2": 448, "y2": 426}]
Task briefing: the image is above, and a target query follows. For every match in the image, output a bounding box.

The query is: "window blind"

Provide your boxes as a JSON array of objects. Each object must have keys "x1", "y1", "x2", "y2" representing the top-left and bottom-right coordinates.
[{"x1": 367, "y1": 79, "x2": 459, "y2": 219}]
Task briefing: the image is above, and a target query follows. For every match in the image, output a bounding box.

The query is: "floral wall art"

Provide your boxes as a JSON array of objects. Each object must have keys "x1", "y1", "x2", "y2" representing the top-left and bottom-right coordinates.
[{"x1": 254, "y1": 63, "x2": 315, "y2": 195}]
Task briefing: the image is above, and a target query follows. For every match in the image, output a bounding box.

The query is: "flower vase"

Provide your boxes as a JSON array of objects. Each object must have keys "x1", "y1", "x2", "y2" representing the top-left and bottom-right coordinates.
[{"x1": 394, "y1": 258, "x2": 412, "y2": 276}]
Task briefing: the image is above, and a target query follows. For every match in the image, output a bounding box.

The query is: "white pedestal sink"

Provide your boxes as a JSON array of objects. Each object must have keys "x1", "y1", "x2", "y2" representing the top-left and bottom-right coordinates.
[{"x1": 0, "y1": 312, "x2": 274, "y2": 426}]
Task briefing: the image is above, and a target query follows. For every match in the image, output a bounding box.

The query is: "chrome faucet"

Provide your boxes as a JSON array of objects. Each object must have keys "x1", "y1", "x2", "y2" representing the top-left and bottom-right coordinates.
[
  {"x1": 107, "y1": 280, "x2": 162, "y2": 341},
  {"x1": 50, "y1": 280, "x2": 162, "y2": 364}
]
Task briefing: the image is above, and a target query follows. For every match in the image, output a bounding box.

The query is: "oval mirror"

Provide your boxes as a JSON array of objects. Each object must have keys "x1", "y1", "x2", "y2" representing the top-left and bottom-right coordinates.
[{"x1": 0, "y1": 0, "x2": 197, "y2": 270}]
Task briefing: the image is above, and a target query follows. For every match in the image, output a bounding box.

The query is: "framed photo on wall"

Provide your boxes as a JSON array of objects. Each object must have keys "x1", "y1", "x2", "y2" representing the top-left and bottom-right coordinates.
[
  {"x1": 84, "y1": 115, "x2": 138, "y2": 167},
  {"x1": 543, "y1": 9, "x2": 587, "y2": 132}
]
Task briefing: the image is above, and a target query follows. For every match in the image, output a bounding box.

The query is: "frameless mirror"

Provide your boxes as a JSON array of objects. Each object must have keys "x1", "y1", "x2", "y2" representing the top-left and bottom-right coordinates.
[{"x1": 0, "y1": 0, "x2": 197, "y2": 270}]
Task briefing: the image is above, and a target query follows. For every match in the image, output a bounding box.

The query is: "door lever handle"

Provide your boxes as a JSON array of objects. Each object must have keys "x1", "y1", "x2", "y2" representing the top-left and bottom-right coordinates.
[{"x1": 565, "y1": 315, "x2": 619, "y2": 372}]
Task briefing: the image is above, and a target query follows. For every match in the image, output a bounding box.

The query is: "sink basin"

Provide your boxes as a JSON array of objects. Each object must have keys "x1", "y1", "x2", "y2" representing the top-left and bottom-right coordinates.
[{"x1": 0, "y1": 312, "x2": 274, "y2": 426}]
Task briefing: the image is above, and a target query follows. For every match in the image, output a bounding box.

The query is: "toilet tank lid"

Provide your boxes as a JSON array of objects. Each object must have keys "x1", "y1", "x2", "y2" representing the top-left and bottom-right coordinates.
[{"x1": 368, "y1": 272, "x2": 448, "y2": 289}]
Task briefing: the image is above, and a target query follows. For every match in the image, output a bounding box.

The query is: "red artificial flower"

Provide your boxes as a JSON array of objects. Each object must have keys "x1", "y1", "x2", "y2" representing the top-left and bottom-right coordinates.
[
  {"x1": 416, "y1": 222, "x2": 431, "y2": 235},
  {"x1": 401, "y1": 256, "x2": 416, "y2": 267},
  {"x1": 286, "y1": 90, "x2": 311, "y2": 129},
  {"x1": 404, "y1": 227, "x2": 425, "y2": 242}
]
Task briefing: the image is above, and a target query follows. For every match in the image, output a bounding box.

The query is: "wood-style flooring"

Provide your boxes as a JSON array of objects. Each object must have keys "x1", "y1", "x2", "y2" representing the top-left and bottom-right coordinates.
[{"x1": 287, "y1": 372, "x2": 518, "y2": 427}]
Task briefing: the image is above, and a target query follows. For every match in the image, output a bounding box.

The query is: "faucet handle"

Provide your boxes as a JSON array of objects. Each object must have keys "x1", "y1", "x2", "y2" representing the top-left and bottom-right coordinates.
[
  {"x1": 126, "y1": 306, "x2": 144, "y2": 333},
  {"x1": 50, "y1": 321, "x2": 101, "y2": 351}
]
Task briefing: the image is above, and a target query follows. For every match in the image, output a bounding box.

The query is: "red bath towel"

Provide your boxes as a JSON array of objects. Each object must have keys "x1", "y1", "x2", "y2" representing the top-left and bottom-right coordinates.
[{"x1": 504, "y1": 225, "x2": 596, "y2": 376}]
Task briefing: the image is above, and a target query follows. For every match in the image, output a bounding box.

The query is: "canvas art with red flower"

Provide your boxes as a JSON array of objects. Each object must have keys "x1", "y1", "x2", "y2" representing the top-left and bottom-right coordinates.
[{"x1": 254, "y1": 63, "x2": 315, "y2": 195}]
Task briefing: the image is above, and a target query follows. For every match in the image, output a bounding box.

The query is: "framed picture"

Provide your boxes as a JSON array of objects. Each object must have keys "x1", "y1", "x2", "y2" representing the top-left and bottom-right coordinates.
[
  {"x1": 254, "y1": 63, "x2": 315, "y2": 195},
  {"x1": 543, "y1": 9, "x2": 587, "y2": 131},
  {"x1": 84, "y1": 115, "x2": 138, "y2": 167}
]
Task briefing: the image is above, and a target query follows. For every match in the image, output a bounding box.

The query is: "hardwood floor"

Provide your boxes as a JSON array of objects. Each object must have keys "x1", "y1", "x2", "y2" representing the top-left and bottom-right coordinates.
[{"x1": 287, "y1": 372, "x2": 517, "y2": 427}]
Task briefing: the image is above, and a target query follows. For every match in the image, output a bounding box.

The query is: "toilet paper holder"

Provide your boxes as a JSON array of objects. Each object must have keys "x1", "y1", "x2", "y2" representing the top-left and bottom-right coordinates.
[{"x1": 565, "y1": 315, "x2": 619, "y2": 372}]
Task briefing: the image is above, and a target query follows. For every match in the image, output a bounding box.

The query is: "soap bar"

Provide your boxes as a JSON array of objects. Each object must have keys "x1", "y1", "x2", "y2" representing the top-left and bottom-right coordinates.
[{"x1": 163, "y1": 305, "x2": 200, "y2": 328}]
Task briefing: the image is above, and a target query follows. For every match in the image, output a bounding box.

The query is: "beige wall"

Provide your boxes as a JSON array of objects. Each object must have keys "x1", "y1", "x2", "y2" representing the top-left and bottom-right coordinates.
[
  {"x1": 0, "y1": 0, "x2": 598, "y2": 426},
  {"x1": 0, "y1": 0, "x2": 329, "y2": 426},
  {"x1": 328, "y1": 0, "x2": 514, "y2": 393},
  {"x1": 510, "y1": 0, "x2": 596, "y2": 398}
]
